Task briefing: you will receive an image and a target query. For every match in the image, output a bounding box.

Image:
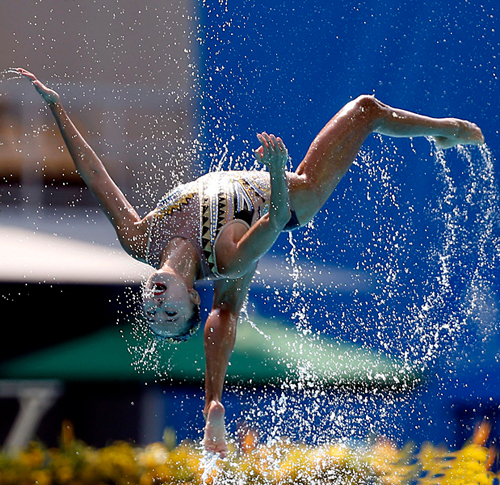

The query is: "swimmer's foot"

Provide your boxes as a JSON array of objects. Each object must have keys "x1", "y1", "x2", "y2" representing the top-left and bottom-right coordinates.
[
  {"x1": 203, "y1": 401, "x2": 228, "y2": 458},
  {"x1": 433, "y1": 119, "x2": 485, "y2": 149},
  {"x1": 17, "y1": 68, "x2": 60, "y2": 105}
]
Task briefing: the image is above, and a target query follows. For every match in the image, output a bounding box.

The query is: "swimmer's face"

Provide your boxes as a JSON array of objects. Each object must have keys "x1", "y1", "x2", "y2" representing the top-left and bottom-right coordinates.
[{"x1": 143, "y1": 269, "x2": 200, "y2": 339}]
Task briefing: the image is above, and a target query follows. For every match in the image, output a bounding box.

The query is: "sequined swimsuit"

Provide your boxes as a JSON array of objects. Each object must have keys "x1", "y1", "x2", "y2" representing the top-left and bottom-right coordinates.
[{"x1": 146, "y1": 170, "x2": 273, "y2": 279}]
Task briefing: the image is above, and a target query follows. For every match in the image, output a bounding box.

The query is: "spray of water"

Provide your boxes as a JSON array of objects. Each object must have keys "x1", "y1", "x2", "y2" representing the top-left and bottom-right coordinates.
[
  {"x1": 220, "y1": 141, "x2": 498, "y2": 452},
  {"x1": 113, "y1": 130, "x2": 499, "y2": 455},
  {"x1": 0, "y1": 68, "x2": 24, "y2": 80}
]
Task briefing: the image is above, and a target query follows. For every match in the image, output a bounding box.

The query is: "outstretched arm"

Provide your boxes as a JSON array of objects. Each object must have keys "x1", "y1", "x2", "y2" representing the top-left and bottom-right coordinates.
[
  {"x1": 215, "y1": 133, "x2": 291, "y2": 277},
  {"x1": 17, "y1": 69, "x2": 146, "y2": 258}
]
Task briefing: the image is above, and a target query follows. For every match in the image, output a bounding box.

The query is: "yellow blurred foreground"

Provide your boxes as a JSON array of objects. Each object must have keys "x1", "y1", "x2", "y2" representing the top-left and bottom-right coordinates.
[{"x1": 0, "y1": 421, "x2": 498, "y2": 484}]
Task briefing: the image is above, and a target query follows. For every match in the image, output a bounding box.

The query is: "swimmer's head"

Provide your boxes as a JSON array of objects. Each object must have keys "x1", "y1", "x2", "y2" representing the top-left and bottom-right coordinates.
[{"x1": 142, "y1": 268, "x2": 201, "y2": 342}]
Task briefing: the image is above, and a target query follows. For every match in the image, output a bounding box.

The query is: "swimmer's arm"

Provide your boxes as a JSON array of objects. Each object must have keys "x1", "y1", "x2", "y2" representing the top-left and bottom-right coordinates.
[
  {"x1": 216, "y1": 134, "x2": 290, "y2": 277},
  {"x1": 218, "y1": 209, "x2": 287, "y2": 277},
  {"x1": 49, "y1": 103, "x2": 146, "y2": 250},
  {"x1": 18, "y1": 69, "x2": 147, "y2": 257}
]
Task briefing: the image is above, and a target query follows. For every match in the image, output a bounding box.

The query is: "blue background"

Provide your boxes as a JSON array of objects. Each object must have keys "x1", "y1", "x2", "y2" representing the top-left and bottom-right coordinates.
[{"x1": 190, "y1": 0, "x2": 500, "y2": 448}]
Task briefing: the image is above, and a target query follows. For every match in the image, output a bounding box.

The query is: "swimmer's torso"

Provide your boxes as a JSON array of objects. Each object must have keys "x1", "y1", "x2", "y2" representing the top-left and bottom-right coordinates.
[{"x1": 146, "y1": 170, "x2": 271, "y2": 279}]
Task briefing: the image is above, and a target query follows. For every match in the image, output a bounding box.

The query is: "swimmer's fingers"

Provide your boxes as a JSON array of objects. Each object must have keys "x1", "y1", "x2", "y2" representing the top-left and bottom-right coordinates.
[
  {"x1": 17, "y1": 68, "x2": 60, "y2": 105},
  {"x1": 253, "y1": 145, "x2": 265, "y2": 160},
  {"x1": 276, "y1": 136, "x2": 288, "y2": 155},
  {"x1": 254, "y1": 132, "x2": 288, "y2": 171},
  {"x1": 272, "y1": 135, "x2": 288, "y2": 158},
  {"x1": 267, "y1": 134, "x2": 288, "y2": 167},
  {"x1": 254, "y1": 132, "x2": 270, "y2": 163},
  {"x1": 17, "y1": 68, "x2": 38, "y2": 82},
  {"x1": 255, "y1": 132, "x2": 277, "y2": 167}
]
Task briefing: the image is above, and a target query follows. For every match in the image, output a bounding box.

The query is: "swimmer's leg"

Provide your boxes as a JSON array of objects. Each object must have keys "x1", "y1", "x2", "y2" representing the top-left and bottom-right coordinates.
[
  {"x1": 287, "y1": 95, "x2": 484, "y2": 225},
  {"x1": 201, "y1": 269, "x2": 255, "y2": 458}
]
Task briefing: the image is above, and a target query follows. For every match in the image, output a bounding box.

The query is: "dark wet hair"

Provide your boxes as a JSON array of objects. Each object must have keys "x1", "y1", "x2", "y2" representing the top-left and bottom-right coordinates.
[{"x1": 148, "y1": 303, "x2": 201, "y2": 343}]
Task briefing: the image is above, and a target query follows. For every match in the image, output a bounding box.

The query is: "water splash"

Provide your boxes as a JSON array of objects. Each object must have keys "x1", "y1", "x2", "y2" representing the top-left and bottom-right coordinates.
[
  {"x1": 116, "y1": 131, "x2": 498, "y2": 454},
  {"x1": 200, "y1": 450, "x2": 223, "y2": 484},
  {"x1": 286, "y1": 230, "x2": 312, "y2": 335},
  {"x1": 233, "y1": 141, "x2": 498, "y2": 449},
  {"x1": 326, "y1": 140, "x2": 500, "y2": 368},
  {"x1": 0, "y1": 68, "x2": 23, "y2": 81},
  {"x1": 460, "y1": 145, "x2": 499, "y2": 332},
  {"x1": 416, "y1": 143, "x2": 499, "y2": 364},
  {"x1": 123, "y1": 311, "x2": 178, "y2": 379}
]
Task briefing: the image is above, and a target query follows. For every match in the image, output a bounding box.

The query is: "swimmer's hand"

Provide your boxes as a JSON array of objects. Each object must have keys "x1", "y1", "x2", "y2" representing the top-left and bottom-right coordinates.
[
  {"x1": 254, "y1": 132, "x2": 291, "y2": 229},
  {"x1": 17, "y1": 68, "x2": 60, "y2": 105},
  {"x1": 254, "y1": 132, "x2": 288, "y2": 173}
]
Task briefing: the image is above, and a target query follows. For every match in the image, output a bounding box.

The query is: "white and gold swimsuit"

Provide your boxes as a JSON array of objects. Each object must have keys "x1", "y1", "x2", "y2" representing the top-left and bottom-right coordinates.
[{"x1": 146, "y1": 170, "x2": 272, "y2": 279}]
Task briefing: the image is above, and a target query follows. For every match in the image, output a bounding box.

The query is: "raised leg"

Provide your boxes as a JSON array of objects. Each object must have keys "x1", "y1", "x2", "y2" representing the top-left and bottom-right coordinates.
[{"x1": 287, "y1": 95, "x2": 484, "y2": 226}]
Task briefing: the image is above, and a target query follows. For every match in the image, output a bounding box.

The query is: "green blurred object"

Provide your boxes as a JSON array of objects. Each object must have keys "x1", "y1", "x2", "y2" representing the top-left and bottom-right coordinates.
[{"x1": 0, "y1": 316, "x2": 421, "y2": 390}]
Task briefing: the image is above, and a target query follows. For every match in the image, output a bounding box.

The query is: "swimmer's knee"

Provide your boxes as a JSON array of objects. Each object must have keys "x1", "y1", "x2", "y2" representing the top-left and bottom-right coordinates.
[
  {"x1": 352, "y1": 94, "x2": 377, "y2": 108},
  {"x1": 350, "y1": 94, "x2": 386, "y2": 116}
]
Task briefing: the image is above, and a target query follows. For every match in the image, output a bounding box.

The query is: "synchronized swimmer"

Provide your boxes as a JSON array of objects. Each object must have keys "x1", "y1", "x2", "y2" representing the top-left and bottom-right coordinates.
[{"x1": 17, "y1": 68, "x2": 484, "y2": 456}]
